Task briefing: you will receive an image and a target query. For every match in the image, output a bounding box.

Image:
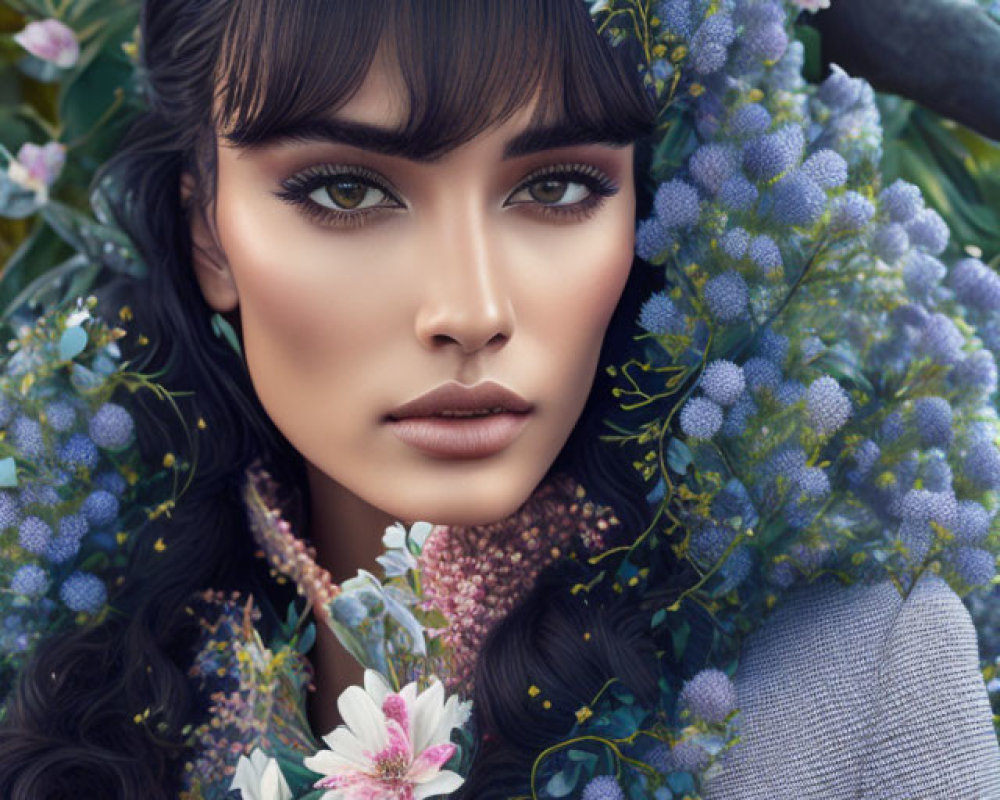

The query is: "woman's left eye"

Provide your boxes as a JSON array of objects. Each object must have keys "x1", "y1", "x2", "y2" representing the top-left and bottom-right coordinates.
[
  {"x1": 509, "y1": 178, "x2": 593, "y2": 206},
  {"x1": 505, "y1": 165, "x2": 619, "y2": 219}
]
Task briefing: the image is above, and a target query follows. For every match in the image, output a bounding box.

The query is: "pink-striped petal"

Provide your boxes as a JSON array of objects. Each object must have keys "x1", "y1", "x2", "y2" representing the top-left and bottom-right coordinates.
[{"x1": 406, "y1": 743, "x2": 457, "y2": 784}]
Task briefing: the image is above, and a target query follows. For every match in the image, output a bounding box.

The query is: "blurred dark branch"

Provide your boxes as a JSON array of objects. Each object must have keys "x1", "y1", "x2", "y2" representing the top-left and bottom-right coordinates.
[{"x1": 812, "y1": 0, "x2": 1000, "y2": 141}]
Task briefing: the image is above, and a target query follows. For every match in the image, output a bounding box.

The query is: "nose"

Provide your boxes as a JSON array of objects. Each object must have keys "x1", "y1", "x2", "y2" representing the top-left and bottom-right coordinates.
[{"x1": 413, "y1": 211, "x2": 515, "y2": 354}]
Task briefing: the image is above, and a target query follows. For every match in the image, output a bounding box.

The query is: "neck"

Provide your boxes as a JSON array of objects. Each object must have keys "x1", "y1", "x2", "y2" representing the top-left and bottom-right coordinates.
[{"x1": 303, "y1": 462, "x2": 397, "y2": 736}]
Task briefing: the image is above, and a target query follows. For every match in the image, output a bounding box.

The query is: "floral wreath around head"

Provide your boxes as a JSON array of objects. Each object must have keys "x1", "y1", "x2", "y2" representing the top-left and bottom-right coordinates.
[{"x1": 2, "y1": 1, "x2": 1000, "y2": 799}]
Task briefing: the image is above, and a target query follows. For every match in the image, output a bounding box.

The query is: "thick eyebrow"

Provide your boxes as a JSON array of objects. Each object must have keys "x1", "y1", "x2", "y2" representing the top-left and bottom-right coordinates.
[{"x1": 226, "y1": 117, "x2": 632, "y2": 161}]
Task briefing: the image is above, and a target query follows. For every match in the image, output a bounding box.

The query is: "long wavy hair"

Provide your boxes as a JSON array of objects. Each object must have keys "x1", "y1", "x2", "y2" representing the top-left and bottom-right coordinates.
[{"x1": 0, "y1": 2, "x2": 678, "y2": 797}]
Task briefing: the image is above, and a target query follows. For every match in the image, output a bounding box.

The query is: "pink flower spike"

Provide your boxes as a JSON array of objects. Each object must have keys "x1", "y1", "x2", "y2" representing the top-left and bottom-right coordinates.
[{"x1": 13, "y1": 19, "x2": 79, "y2": 69}]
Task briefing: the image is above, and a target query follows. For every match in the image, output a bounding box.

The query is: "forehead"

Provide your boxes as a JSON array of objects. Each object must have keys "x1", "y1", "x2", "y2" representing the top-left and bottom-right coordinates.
[{"x1": 210, "y1": 1, "x2": 654, "y2": 161}]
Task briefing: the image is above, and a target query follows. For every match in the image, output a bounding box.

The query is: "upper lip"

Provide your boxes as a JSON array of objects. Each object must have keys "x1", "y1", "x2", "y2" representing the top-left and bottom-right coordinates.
[{"x1": 385, "y1": 381, "x2": 533, "y2": 420}]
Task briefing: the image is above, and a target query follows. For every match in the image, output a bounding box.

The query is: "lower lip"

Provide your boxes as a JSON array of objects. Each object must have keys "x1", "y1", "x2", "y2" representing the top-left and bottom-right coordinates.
[{"x1": 386, "y1": 412, "x2": 531, "y2": 459}]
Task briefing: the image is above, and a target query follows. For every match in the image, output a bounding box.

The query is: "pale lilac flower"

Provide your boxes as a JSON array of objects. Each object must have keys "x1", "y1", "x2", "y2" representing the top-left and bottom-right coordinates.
[
  {"x1": 792, "y1": 0, "x2": 831, "y2": 11},
  {"x1": 304, "y1": 669, "x2": 470, "y2": 800},
  {"x1": 7, "y1": 142, "x2": 66, "y2": 204},
  {"x1": 13, "y1": 19, "x2": 79, "y2": 69},
  {"x1": 229, "y1": 749, "x2": 293, "y2": 800},
  {"x1": 377, "y1": 521, "x2": 432, "y2": 577}
]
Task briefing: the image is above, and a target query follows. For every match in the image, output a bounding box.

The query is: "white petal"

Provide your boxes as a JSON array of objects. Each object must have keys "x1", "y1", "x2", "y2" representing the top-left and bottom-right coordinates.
[
  {"x1": 409, "y1": 521, "x2": 434, "y2": 548},
  {"x1": 382, "y1": 522, "x2": 407, "y2": 548},
  {"x1": 411, "y1": 680, "x2": 446, "y2": 753},
  {"x1": 229, "y1": 755, "x2": 261, "y2": 800},
  {"x1": 413, "y1": 770, "x2": 466, "y2": 800},
  {"x1": 363, "y1": 669, "x2": 393, "y2": 706},
  {"x1": 261, "y1": 759, "x2": 293, "y2": 800},
  {"x1": 338, "y1": 686, "x2": 388, "y2": 751}
]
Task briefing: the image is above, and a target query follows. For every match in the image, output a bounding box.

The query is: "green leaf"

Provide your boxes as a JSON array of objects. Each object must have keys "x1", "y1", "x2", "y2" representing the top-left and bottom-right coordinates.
[
  {"x1": 0, "y1": 457, "x2": 18, "y2": 488},
  {"x1": 666, "y1": 437, "x2": 693, "y2": 474},
  {"x1": 57, "y1": 324, "x2": 87, "y2": 360}
]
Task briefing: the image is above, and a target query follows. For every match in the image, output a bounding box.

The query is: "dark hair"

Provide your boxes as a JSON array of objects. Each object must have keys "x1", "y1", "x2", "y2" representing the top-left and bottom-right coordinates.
[{"x1": 0, "y1": 2, "x2": 664, "y2": 797}]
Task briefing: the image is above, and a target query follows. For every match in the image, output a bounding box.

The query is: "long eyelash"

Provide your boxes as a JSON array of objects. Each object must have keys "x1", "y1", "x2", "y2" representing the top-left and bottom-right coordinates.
[
  {"x1": 272, "y1": 164, "x2": 400, "y2": 228},
  {"x1": 512, "y1": 163, "x2": 620, "y2": 222}
]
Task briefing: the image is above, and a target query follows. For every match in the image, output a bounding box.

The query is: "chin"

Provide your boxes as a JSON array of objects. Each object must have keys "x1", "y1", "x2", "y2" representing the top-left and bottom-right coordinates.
[{"x1": 384, "y1": 472, "x2": 545, "y2": 527}]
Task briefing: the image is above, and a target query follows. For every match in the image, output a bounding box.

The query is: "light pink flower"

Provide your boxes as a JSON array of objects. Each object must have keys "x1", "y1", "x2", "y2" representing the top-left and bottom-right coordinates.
[
  {"x1": 7, "y1": 142, "x2": 66, "y2": 204},
  {"x1": 13, "y1": 19, "x2": 79, "y2": 69},
  {"x1": 304, "y1": 670, "x2": 470, "y2": 800}
]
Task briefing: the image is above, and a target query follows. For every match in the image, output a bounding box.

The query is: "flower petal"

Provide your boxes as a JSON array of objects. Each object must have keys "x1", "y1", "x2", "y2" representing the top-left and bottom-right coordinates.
[
  {"x1": 363, "y1": 669, "x2": 393, "y2": 707},
  {"x1": 412, "y1": 770, "x2": 465, "y2": 800},
  {"x1": 407, "y1": 743, "x2": 456, "y2": 783},
  {"x1": 410, "y1": 679, "x2": 445, "y2": 753},
  {"x1": 338, "y1": 685, "x2": 388, "y2": 752}
]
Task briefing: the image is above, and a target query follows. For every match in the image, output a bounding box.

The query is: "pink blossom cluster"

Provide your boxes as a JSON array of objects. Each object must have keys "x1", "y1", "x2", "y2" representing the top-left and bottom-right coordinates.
[
  {"x1": 243, "y1": 463, "x2": 340, "y2": 623},
  {"x1": 417, "y1": 475, "x2": 619, "y2": 692}
]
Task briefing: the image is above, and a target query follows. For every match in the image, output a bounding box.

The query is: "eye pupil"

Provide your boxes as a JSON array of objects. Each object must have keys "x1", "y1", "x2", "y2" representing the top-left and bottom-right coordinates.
[
  {"x1": 529, "y1": 179, "x2": 568, "y2": 204},
  {"x1": 327, "y1": 180, "x2": 366, "y2": 209}
]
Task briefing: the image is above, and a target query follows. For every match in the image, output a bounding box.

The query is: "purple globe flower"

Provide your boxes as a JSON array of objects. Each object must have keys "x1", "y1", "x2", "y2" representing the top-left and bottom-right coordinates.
[
  {"x1": 581, "y1": 776, "x2": 625, "y2": 800},
  {"x1": 770, "y1": 171, "x2": 826, "y2": 228},
  {"x1": 680, "y1": 397, "x2": 724, "y2": 440},
  {"x1": 952, "y1": 547, "x2": 996, "y2": 587},
  {"x1": 729, "y1": 102, "x2": 771, "y2": 138},
  {"x1": 879, "y1": 180, "x2": 923, "y2": 224},
  {"x1": 654, "y1": 179, "x2": 701, "y2": 230},
  {"x1": 10, "y1": 564, "x2": 48, "y2": 596},
  {"x1": 59, "y1": 571, "x2": 107, "y2": 613},
  {"x1": 743, "y1": 124, "x2": 804, "y2": 182},
  {"x1": 679, "y1": 668, "x2": 737, "y2": 724},
  {"x1": 955, "y1": 500, "x2": 991, "y2": 545},
  {"x1": 872, "y1": 223, "x2": 909, "y2": 263},
  {"x1": 913, "y1": 396, "x2": 953, "y2": 450},
  {"x1": 700, "y1": 360, "x2": 746, "y2": 406},
  {"x1": 806, "y1": 376, "x2": 851, "y2": 436},
  {"x1": 635, "y1": 216, "x2": 672, "y2": 262},
  {"x1": 690, "y1": 143, "x2": 738, "y2": 194},
  {"x1": 80, "y1": 489, "x2": 119, "y2": 527},
  {"x1": 88, "y1": 403, "x2": 135, "y2": 451},
  {"x1": 800, "y1": 149, "x2": 847, "y2": 190},
  {"x1": 704, "y1": 271, "x2": 749, "y2": 322}
]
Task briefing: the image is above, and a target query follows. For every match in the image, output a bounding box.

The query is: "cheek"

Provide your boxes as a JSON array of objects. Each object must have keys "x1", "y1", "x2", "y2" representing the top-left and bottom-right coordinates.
[
  {"x1": 212, "y1": 184, "x2": 408, "y2": 438},
  {"x1": 527, "y1": 208, "x2": 636, "y2": 390}
]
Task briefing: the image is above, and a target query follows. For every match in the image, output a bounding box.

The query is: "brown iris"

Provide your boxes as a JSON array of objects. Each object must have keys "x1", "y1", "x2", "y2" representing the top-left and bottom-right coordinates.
[
  {"x1": 528, "y1": 179, "x2": 569, "y2": 204},
  {"x1": 325, "y1": 179, "x2": 367, "y2": 209}
]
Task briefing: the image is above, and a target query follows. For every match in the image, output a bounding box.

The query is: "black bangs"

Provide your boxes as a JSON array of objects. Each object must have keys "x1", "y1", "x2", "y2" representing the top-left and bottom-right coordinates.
[{"x1": 214, "y1": 0, "x2": 656, "y2": 159}]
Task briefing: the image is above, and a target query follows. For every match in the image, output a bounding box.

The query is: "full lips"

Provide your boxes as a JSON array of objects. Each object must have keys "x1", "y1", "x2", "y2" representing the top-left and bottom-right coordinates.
[{"x1": 386, "y1": 412, "x2": 531, "y2": 459}]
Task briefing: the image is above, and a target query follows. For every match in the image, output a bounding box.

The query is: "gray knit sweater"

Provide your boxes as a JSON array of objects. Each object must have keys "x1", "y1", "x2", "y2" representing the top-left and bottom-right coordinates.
[{"x1": 703, "y1": 571, "x2": 1000, "y2": 799}]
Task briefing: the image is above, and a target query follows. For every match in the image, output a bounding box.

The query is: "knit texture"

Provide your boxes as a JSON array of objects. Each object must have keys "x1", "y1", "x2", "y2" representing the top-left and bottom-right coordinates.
[{"x1": 703, "y1": 572, "x2": 1000, "y2": 798}]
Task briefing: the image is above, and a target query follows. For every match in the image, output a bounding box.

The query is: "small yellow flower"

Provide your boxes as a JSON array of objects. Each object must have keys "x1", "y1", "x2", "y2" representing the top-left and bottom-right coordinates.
[
  {"x1": 543, "y1": 700, "x2": 552, "y2": 710},
  {"x1": 528, "y1": 685, "x2": 541, "y2": 698},
  {"x1": 197, "y1": 417, "x2": 207, "y2": 430},
  {"x1": 119, "y1": 305, "x2": 133, "y2": 322},
  {"x1": 575, "y1": 706, "x2": 594, "y2": 724},
  {"x1": 162, "y1": 452, "x2": 176, "y2": 468},
  {"x1": 154, "y1": 537, "x2": 167, "y2": 553},
  {"x1": 137, "y1": 334, "x2": 149, "y2": 346}
]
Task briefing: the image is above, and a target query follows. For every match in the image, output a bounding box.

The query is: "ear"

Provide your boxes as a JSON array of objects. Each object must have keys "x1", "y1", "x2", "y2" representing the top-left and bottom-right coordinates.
[{"x1": 180, "y1": 171, "x2": 239, "y2": 313}]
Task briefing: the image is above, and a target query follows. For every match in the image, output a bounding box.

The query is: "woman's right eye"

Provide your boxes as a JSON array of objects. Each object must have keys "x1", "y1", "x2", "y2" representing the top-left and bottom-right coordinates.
[
  {"x1": 273, "y1": 165, "x2": 403, "y2": 228},
  {"x1": 310, "y1": 178, "x2": 393, "y2": 211}
]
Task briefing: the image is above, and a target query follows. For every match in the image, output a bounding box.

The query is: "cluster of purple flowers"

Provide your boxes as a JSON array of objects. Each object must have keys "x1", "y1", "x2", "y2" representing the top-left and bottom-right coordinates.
[
  {"x1": 621, "y1": 0, "x2": 1000, "y2": 606},
  {"x1": 0, "y1": 305, "x2": 139, "y2": 662}
]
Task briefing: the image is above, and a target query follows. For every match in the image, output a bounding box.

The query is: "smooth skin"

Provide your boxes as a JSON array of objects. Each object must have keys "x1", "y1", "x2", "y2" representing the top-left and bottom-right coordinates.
[{"x1": 182, "y1": 48, "x2": 636, "y2": 732}]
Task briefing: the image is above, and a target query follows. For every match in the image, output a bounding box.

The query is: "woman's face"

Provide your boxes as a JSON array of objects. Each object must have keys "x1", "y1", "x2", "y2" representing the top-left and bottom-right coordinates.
[{"x1": 187, "y1": 54, "x2": 636, "y2": 526}]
